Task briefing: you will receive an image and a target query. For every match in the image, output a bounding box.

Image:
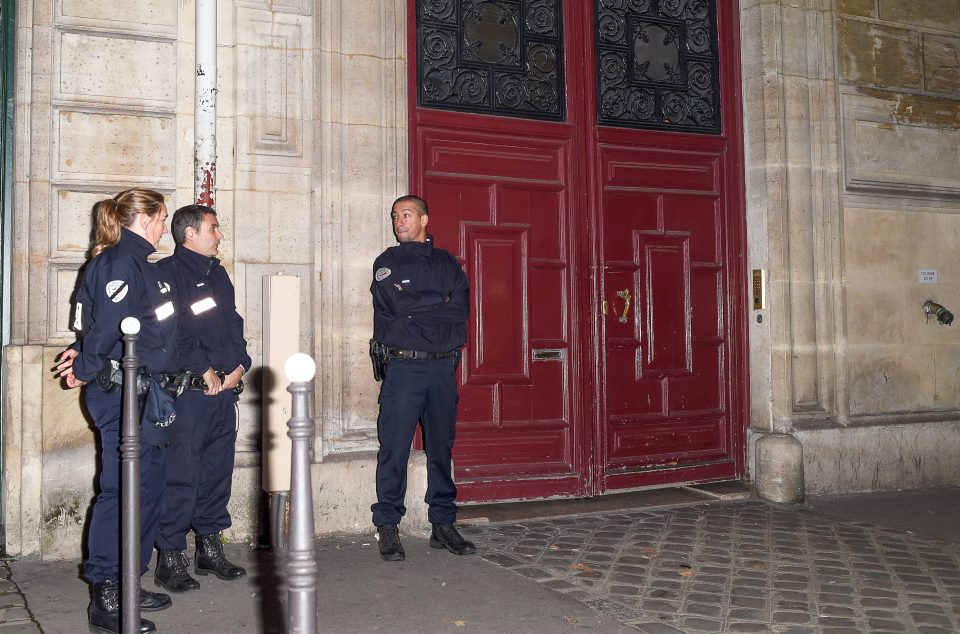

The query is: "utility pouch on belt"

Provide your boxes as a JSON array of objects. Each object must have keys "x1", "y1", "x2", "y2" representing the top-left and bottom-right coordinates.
[
  {"x1": 369, "y1": 339, "x2": 388, "y2": 382},
  {"x1": 140, "y1": 376, "x2": 176, "y2": 448}
]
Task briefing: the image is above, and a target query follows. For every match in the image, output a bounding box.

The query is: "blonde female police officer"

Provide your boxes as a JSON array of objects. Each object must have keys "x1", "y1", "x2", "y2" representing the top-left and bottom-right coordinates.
[{"x1": 56, "y1": 188, "x2": 179, "y2": 634}]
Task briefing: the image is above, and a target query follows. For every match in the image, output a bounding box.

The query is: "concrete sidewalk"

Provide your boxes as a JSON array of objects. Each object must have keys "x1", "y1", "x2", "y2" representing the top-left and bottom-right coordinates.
[
  {"x1": 3, "y1": 487, "x2": 960, "y2": 633},
  {"x1": 6, "y1": 534, "x2": 624, "y2": 633}
]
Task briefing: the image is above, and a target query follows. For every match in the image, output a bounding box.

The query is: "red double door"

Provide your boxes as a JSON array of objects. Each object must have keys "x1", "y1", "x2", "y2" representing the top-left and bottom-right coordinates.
[{"x1": 408, "y1": 0, "x2": 748, "y2": 502}]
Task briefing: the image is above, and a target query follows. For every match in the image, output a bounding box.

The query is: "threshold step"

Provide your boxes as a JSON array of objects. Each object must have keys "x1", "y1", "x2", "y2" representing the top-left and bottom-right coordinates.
[{"x1": 682, "y1": 480, "x2": 756, "y2": 501}]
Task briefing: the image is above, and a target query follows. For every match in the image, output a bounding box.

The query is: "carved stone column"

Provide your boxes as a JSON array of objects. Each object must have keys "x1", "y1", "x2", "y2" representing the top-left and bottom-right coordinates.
[
  {"x1": 741, "y1": 0, "x2": 843, "y2": 502},
  {"x1": 315, "y1": 0, "x2": 408, "y2": 454}
]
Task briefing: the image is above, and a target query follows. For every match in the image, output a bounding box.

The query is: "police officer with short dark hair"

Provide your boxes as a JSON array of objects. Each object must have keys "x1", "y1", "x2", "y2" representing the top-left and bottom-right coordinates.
[
  {"x1": 152, "y1": 204, "x2": 251, "y2": 593},
  {"x1": 56, "y1": 188, "x2": 178, "y2": 633},
  {"x1": 370, "y1": 195, "x2": 475, "y2": 561}
]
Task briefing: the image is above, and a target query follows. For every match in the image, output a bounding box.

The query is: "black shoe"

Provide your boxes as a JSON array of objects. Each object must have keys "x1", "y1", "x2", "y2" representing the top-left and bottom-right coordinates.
[
  {"x1": 88, "y1": 581, "x2": 157, "y2": 633},
  {"x1": 376, "y1": 524, "x2": 405, "y2": 561},
  {"x1": 430, "y1": 523, "x2": 476, "y2": 556},
  {"x1": 195, "y1": 533, "x2": 247, "y2": 580},
  {"x1": 155, "y1": 549, "x2": 200, "y2": 593},
  {"x1": 139, "y1": 587, "x2": 171, "y2": 612}
]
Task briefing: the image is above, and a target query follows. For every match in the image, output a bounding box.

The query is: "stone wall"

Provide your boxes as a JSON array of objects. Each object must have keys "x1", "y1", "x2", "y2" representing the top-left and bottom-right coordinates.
[
  {"x1": 741, "y1": 0, "x2": 843, "y2": 436},
  {"x1": 838, "y1": 0, "x2": 960, "y2": 427},
  {"x1": 3, "y1": 0, "x2": 411, "y2": 559},
  {"x1": 6, "y1": 0, "x2": 185, "y2": 558},
  {"x1": 746, "y1": 0, "x2": 960, "y2": 496}
]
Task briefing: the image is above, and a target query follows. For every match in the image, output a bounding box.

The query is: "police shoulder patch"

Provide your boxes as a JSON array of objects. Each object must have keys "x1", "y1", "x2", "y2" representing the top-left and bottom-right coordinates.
[
  {"x1": 375, "y1": 267, "x2": 391, "y2": 282},
  {"x1": 105, "y1": 280, "x2": 129, "y2": 303}
]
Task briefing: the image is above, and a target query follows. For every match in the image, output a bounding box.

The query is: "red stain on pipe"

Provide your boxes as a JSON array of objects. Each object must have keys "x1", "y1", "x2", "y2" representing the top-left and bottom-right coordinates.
[{"x1": 197, "y1": 163, "x2": 216, "y2": 208}]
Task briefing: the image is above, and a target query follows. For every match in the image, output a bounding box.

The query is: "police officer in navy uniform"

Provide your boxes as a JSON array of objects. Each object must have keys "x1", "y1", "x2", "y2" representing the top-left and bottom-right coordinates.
[
  {"x1": 56, "y1": 188, "x2": 178, "y2": 634},
  {"x1": 153, "y1": 204, "x2": 250, "y2": 593},
  {"x1": 370, "y1": 195, "x2": 476, "y2": 561}
]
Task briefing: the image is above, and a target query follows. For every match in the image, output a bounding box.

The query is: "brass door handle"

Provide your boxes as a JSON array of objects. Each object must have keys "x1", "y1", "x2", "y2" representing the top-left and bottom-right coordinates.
[{"x1": 612, "y1": 289, "x2": 631, "y2": 324}]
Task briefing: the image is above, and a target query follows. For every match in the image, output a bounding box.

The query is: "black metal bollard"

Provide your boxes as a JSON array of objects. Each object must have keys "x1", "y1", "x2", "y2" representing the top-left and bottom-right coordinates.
[
  {"x1": 120, "y1": 317, "x2": 142, "y2": 634},
  {"x1": 284, "y1": 353, "x2": 317, "y2": 633}
]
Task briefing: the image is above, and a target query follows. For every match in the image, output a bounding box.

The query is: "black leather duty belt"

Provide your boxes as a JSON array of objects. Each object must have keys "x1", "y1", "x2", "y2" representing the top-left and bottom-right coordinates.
[
  {"x1": 180, "y1": 371, "x2": 245, "y2": 395},
  {"x1": 97, "y1": 361, "x2": 243, "y2": 396},
  {"x1": 97, "y1": 360, "x2": 183, "y2": 397},
  {"x1": 387, "y1": 348, "x2": 458, "y2": 361}
]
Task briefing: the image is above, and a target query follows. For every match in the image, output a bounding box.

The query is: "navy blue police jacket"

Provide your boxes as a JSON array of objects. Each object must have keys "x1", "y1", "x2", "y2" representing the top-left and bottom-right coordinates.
[
  {"x1": 158, "y1": 245, "x2": 251, "y2": 376},
  {"x1": 71, "y1": 228, "x2": 179, "y2": 381},
  {"x1": 371, "y1": 235, "x2": 468, "y2": 353}
]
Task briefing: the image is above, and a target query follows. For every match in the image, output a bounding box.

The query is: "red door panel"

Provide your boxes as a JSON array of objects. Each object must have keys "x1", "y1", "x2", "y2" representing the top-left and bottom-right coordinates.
[
  {"x1": 465, "y1": 226, "x2": 529, "y2": 383},
  {"x1": 414, "y1": 125, "x2": 585, "y2": 501},
  {"x1": 584, "y1": 0, "x2": 747, "y2": 492},
  {"x1": 596, "y1": 143, "x2": 738, "y2": 487}
]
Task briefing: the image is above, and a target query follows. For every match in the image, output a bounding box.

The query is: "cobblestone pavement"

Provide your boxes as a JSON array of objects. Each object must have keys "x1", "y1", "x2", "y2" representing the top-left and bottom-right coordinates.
[{"x1": 461, "y1": 501, "x2": 960, "y2": 633}]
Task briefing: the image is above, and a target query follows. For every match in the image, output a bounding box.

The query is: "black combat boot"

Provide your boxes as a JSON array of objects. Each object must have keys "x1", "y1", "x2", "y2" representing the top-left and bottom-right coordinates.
[
  {"x1": 139, "y1": 587, "x2": 171, "y2": 611},
  {"x1": 195, "y1": 533, "x2": 247, "y2": 580},
  {"x1": 155, "y1": 549, "x2": 200, "y2": 593},
  {"x1": 88, "y1": 580, "x2": 157, "y2": 633},
  {"x1": 376, "y1": 524, "x2": 405, "y2": 561},
  {"x1": 430, "y1": 523, "x2": 476, "y2": 556}
]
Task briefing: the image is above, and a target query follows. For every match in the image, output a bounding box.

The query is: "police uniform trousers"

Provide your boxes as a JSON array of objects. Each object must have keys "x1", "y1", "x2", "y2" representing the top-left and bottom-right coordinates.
[
  {"x1": 372, "y1": 357, "x2": 459, "y2": 526},
  {"x1": 155, "y1": 390, "x2": 237, "y2": 551},
  {"x1": 83, "y1": 387, "x2": 166, "y2": 583}
]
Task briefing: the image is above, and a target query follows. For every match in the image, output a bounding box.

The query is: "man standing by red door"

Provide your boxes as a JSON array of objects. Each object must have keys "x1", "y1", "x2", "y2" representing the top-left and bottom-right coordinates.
[{"x1": 369, "y1": 195, "x2": 475, "y2": 561}]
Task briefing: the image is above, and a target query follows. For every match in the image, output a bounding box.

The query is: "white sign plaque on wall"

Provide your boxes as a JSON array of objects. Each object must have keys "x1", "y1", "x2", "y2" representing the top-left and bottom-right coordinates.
[{"x1": 919, "y1": 269, "x2": 939, "y2": 284}]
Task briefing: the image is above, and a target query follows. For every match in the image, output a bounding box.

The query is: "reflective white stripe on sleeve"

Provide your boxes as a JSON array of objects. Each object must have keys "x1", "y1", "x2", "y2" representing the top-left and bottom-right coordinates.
[
  {"x1": 155, "y1": 301, "x2": 175, "y2": 321},
  {"x1": 191, "y1": 297, "x2": 217, "y2": 315},
  {"x1": 73, "y1": 302, "x2": 83, "y2": 331}
]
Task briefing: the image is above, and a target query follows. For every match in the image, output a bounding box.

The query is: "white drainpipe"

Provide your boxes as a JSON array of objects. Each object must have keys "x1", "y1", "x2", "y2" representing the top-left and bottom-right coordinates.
[{"x1": 195, "y1": 0, "x2": 217, "y2": 208}]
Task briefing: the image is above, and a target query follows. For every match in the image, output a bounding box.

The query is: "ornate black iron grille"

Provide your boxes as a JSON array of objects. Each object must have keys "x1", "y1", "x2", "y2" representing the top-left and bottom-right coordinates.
[
  {"x1": 418, "y1": 0, "x2": 565, "y2": 121},
  {"x1": 595, "y1": 0, "x2": 720, "y2": 133}
]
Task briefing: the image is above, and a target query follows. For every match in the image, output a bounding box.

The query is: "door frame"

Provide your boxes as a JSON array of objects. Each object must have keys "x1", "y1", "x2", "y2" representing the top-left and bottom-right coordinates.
[
  {"x1": 406, "y1": 0, "x2": 749, "y2": 500},
  {"x1": 0, "y1": 0, "x2": 16, "y2": 532}
]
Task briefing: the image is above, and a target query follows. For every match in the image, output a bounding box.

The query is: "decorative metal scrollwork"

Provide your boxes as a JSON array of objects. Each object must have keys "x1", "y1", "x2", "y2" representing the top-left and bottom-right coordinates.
[
  {"x1": 417, "y1": 0, "x2": 565, "y2": 120},
  {"x1": 595, "y1": 0, "x2": 721, "y2": 133}
]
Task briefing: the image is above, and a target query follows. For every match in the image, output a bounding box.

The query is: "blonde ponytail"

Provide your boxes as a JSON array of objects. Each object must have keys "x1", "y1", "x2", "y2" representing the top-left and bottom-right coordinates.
[
  {"x1": 91, "y1": 199, "x2": 121, "y2": 257},
  {"x1": 90, "y1": 188, "x2": 166, "y2": 257}
]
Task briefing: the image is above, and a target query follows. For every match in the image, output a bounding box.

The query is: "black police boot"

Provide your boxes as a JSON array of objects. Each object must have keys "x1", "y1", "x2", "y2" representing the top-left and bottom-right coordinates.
[
  {"x1": 376, "y1": 524, "x2": 405, "y2": 561},
  {"x1": 195, "y1": 533, "x2": 247, "y2": 580},
  {"x1": 88, "y1": 580, "x2": 157, "y2": 633},
  {"x1": 139, "y1": 587, "x2": 171, "y2": 611},
  {"x1": 155, "y1": 549, "x2": 200, "y2": 593},
  {"x1": 430, "y1": 523, "x2": 476, "y2": 556}
]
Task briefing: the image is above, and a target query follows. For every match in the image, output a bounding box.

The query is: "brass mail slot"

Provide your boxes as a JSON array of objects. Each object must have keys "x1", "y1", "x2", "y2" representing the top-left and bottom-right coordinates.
[{"x1": 532, "y1": 348, "x2": 564, "y2": 361}]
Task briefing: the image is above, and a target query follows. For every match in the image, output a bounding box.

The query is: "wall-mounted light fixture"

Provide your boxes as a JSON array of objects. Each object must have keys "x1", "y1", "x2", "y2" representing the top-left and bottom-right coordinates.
[{"x1": 923, "y1": 300, "x2": 954, "y2": 325}]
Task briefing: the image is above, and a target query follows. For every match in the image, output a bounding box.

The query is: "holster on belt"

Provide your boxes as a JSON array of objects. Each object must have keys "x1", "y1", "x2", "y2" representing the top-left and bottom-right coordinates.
[
  {"x1": 369, "y1": 339, "x2": 388, "y2": 382},
  {"x1": 95, "y1": 359, "x2": 150, "y2": 395},
  {"x1": 95, "y1": 360, "x2": 116, "y2": 392}
]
